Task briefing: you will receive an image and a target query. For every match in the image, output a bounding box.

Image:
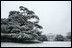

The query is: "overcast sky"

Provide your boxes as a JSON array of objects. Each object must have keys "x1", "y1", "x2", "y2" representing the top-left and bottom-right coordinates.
[{"x1": 1, "y1": 1, "x2": 71, "y2": 36}]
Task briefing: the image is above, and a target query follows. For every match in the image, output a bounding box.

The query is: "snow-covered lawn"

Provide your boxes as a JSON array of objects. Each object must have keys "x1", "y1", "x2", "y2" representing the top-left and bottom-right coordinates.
[{"x1": 1, "y1": 41, "x2": 71, "y2": 47}]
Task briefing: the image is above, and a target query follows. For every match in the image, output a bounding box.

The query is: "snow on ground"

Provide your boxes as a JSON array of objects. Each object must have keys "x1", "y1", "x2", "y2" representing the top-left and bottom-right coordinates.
[{"x1": 1, "y1": 41, "x2": 71, "y2": 47}]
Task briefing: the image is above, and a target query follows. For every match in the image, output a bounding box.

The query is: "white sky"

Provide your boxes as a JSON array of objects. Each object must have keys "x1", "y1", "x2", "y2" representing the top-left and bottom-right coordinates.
[{"x1": 1, "y1": 1, "x2": 71, "y2": 36}]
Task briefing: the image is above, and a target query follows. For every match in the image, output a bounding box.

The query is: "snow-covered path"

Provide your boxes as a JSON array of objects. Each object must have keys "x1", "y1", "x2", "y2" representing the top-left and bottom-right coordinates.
[{"x1": 1, "y1": 41, "x2": 71, "y2": 47}]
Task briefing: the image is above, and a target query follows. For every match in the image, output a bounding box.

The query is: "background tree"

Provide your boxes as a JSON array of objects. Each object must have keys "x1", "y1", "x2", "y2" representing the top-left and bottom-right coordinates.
[
  {"x1": 66, "y1": 32, "x2": 71, "y2": 41},
  {"x1": 54, "y1": 34, "x2": 65, "y2": 41}
]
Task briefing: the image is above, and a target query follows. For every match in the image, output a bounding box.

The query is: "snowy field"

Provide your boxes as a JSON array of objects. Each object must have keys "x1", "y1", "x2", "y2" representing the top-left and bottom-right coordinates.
[{"x1": 1, "y1": 41, "x2": 71, "y2": 47}]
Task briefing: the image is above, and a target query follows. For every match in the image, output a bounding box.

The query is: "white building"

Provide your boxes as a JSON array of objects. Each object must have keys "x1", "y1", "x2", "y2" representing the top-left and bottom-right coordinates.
[{"x1": 46, "y1": 33, "x2": 56, "y2": 41}]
